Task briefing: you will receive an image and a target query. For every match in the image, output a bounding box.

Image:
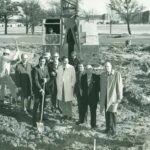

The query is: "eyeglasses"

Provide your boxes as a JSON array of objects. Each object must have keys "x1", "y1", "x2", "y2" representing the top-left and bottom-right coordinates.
[{"x1": 3, "y1": 53, "x2": 10, "y2": 55}]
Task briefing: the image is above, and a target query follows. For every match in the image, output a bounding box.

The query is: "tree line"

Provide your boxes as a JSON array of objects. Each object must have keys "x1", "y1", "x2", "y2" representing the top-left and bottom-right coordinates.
[
  {"x1": 0, "y1": 0, "x2": 144, "y2": 35},
  {"x1": 0, "y1": 0, "x2": 61, "y2": 35}
]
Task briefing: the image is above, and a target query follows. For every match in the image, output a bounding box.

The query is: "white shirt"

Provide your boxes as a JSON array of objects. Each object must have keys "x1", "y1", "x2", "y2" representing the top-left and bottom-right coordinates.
[{"x1": 0, "y1": 51, "x2": 19, "y2": 77}]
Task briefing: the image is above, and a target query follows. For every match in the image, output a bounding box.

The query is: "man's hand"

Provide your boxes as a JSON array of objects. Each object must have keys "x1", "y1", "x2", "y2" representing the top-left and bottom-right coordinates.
[
  {"x1": 51, "y1": 72, "x2": 56, "y2": 77},
  {"x1": 18, "y1": 87, "x2": 22, "y2": 91},
  {"x1": 117, "y1": 99, "x2": 121, "y2": 103},
  {"x1": 40, "y1": 89, "x2": 45, "y2": 95},
  {"x1": 43, "y1": 78, "x2": 47, "y2": 83}
]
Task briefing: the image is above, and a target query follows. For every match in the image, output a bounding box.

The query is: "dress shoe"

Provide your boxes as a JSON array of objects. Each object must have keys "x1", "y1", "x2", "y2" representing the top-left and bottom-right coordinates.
[
  {"x1": 76, "y1": 121, "x2": 84, "y2": 125},
  {"x1": 102, "y1": 129, "x2": 109, "y2": 134},
  {"x1": 91, "y1": 125, "x2": 97, "y2": 130},
  {"x1": 107, "y1": 129, "x2": 116, "y2": 136},
  {"x1": 33, "y1": 122, "x2": 37, "y2": 127}
]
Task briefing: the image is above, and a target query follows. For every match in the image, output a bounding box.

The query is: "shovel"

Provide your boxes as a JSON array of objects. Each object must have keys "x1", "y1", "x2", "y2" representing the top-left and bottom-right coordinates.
[{"x1": 37, "y1": 82, "x2": 45, "y2": 133}]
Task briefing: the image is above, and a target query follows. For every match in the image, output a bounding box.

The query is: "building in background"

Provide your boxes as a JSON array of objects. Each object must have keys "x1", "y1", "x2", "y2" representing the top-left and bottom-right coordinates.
[
  {"x1": 0, "y1": 15, "x2": 24, "y2": 28},
  {"x1": 142, "y1": 11, "x2": 150, "y2": 23}
]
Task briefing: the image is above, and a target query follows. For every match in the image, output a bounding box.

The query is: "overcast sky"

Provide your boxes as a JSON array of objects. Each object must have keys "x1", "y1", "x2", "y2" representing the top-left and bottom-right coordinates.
[
  {"x1": 13, "y1": 0, "x2": 150, "y2": 14},
  {"x1": 81, "y1": 0, "x2": 150, "y2": 14}
]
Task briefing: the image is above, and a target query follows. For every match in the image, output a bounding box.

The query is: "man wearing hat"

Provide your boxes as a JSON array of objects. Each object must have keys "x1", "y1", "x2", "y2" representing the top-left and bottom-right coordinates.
[{"x1": 0, "y1": 46, "x2": 20, "y2": 103}]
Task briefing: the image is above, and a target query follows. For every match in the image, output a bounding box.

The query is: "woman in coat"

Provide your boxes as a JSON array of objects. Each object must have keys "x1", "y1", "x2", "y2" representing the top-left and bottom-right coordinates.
[{"x1": 15, "y1": 54, "x2": 33, "y2": 114}]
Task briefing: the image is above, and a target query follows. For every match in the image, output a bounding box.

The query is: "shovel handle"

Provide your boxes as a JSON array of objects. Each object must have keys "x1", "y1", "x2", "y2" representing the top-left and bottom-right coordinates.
[{"x1": 40, "y1": 82, "x2": 45, "y2": 122}]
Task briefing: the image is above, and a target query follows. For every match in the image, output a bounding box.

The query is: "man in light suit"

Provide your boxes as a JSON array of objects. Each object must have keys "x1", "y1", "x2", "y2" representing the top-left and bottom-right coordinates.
[
  {"x1": 56, "y1": 56, "x2": 76, "y2": 120},
  {"x1": 100, "y1": 62, "x2": 123, "y2": 136}
]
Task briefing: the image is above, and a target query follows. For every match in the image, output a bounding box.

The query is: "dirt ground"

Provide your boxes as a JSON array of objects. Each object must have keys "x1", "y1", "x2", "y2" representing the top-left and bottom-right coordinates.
[{"x1": 0, "y1": 34, "x2": 150, "y2": 150}]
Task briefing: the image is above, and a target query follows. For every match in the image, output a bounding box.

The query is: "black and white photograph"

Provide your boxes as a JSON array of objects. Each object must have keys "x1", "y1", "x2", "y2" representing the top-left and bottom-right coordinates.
[{"x1": 0, "y1": 0, "x2": 150, "y2": 149}]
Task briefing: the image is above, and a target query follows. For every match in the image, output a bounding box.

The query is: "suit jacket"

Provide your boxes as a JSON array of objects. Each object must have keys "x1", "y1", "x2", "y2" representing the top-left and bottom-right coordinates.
[
  {"x1": 69, "y1": 57, "x2": 79, "y2": 72},
  {"x1": 75, "y1": 71, "x2": 84, "y2": 98},
  {"x1": 81, "y1": 73, "x2": 100, "y2": 103},
  {"x1": 32, "y1": 65, "x2": 50, "y2": 96},
  {"x1": 47, "y1": 61, "x2": 60, "y2": 95}
]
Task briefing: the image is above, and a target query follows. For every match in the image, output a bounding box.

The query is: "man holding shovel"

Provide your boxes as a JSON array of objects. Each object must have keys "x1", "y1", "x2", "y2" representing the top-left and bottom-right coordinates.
[{"x1": 32, "y1": 56, "x2": 50, "y2": 127}]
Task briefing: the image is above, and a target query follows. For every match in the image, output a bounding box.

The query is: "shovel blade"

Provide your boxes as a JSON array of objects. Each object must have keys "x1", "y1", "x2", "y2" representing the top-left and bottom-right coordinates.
[{"x1": 36, "y1": 122, "x2": 44, "y2": 133}]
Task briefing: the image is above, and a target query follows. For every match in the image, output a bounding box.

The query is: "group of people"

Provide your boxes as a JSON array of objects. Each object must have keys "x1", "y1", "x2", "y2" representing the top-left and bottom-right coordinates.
[
  {"x1": 0, "y1": 47, "x2": 123, "y2": 136},
  {"x1": 75, "y1": 61, "x2": 123, "y2": 136}
]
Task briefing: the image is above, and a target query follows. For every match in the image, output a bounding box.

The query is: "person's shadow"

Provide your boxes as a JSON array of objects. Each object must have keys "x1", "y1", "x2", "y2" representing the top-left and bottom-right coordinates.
[{"x1": 0, "y1": 101, "x2": 32, "y2": 125}]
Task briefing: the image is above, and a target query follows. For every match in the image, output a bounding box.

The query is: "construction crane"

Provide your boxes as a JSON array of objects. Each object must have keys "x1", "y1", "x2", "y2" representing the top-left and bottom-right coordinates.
[{"x1": 42, "y1": 0, "x2": 81, "y2": 58}]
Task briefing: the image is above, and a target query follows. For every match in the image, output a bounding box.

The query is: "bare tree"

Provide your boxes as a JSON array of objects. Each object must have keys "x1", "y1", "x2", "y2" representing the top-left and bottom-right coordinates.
[
  {"x1": 108, "y1": 0, "x2": 144, "y2": 35},
  {"x1": 46, "y1": 1, "x2": 61, "y2": 17}
]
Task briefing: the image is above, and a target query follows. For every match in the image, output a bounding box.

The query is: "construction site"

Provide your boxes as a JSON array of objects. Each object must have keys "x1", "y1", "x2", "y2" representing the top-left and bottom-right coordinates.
[{"x1": 0, "y1": 0, "x2": 150, "y2": 150}]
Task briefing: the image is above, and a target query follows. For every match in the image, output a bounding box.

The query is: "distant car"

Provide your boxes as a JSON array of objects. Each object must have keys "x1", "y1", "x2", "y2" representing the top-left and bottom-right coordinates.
[{"x1": 97, "y1": 21, "x2": 103, "y2": 25}]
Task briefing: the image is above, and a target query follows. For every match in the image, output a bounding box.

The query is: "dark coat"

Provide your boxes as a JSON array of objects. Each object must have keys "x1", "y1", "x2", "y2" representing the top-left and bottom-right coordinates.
[
  {"x1": 69, "y1": 57, "x2": 79, "y2": 72},
  {"x1": 32, "y1": 65, "x2": 50, "y2": 96},
  {"x1": 81, "y1": 74, "x2": 100, "y2": 103},
  {"x1": 15, "y1": 62, "x2": 33, "y2": 98},
  {"x1": 47, "y1": 61, "x2": 60, "y2": 95},
  {"x1": 75, "y1": 71, "x2": 84, "y2": 98}
]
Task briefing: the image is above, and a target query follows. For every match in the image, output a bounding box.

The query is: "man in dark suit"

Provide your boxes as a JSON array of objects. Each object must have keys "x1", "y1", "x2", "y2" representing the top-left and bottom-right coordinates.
[
  {"x1": 78, "y1": 65, "x2": 100, "y2": 129},
  {"x1": 75, "y1": 62, "x2": 85, "y2": 124},
  {"x1": 32, "y1": 56, "x2": 50, "y2": 127},
  {"x1": 48, "y1": 52, "x2": 60, "y2": 112}
]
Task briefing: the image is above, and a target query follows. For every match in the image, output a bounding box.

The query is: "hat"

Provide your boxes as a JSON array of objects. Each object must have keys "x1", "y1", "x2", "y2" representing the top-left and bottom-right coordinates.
[{"x1": 43, "y1": 52, "x2": 51, "y2": 58}]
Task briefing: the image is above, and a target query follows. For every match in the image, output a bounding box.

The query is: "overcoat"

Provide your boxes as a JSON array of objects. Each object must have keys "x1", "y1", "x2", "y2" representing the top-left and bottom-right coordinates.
[
  {"x1": 100, "y1": 70, "x2": 123, "y2": 113},
  {"x1": 48, "y1": 61, "x2": 60, "y2": 95},
  {"x1": 56, "y1": 64, "x2": 76, "y2": 102},
  {"x1": 15, "y1": 62, "x2": 33, "y2": 98}
]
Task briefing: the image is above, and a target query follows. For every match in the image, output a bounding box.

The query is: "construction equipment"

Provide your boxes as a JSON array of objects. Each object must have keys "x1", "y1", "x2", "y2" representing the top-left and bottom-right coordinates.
[
  {"x1": 42, "y1": 0, "x2": 82, "y2": 57},
  {"x1": 36, "y1": 81, "x2": 45, "y2": 133}
]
